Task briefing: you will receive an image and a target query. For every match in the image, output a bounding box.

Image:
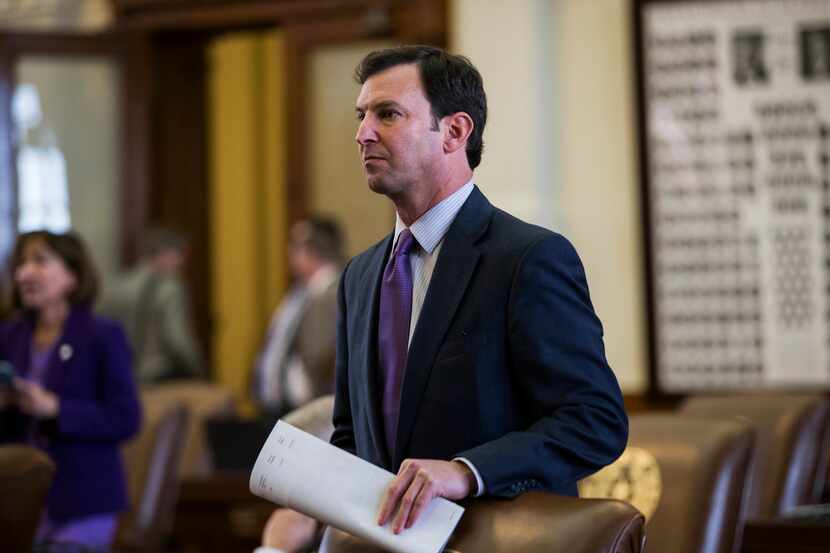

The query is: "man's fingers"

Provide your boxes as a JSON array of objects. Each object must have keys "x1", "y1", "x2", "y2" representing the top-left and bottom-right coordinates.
[
  {"x1": 393, "y1": 469, "x2": 428, "y2": 534},
  {"x1": 377, "y1": 461, "x2": 417, "y2": 526},
  {"x1": 379, "y1": 459, "x2": 469, "y2": 532},
  {"x1": 377, "y1": 480, "x2": 402, "y2": 525},
  {"x1": 405, "y1": 476, "x2": 435, "y2": 529}
]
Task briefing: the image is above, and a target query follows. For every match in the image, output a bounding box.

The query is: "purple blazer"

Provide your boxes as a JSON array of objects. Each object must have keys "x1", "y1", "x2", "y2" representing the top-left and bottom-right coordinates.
[{"x1": 0, "y1": 307, "x2": 141, "y2": 522}]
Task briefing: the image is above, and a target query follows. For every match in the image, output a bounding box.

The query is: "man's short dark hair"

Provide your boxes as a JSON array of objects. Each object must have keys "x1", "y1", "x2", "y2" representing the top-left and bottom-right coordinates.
[
  {"x1": 296, "y1": 216, "x2": 345, "y2": 264},
  {"x1": 355, "y1": 45, "x2": 487, "y2": 169},
  {"x1": 11, "y1": 230, "x2": 100, "y2": 309}
]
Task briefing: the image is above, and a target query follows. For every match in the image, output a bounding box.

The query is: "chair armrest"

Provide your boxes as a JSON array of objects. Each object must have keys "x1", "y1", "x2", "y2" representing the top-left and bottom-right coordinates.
[{"x1": 322, "y1": 492, "x2": 645, "y2": 553}]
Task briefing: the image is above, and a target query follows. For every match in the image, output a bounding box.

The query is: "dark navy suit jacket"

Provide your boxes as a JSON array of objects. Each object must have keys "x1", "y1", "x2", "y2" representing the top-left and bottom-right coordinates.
[
  {"x1": 331, "y1": 187, "x2": 628, "y2": 497},
  {"x1": 0, "y1": 307, "x2": 141, "y2": 521}
]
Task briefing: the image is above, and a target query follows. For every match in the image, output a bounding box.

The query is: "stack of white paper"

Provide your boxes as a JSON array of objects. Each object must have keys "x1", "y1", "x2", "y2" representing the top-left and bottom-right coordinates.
[{"x1": 250, "y1": 421, "x2": 464, "y2": 553}]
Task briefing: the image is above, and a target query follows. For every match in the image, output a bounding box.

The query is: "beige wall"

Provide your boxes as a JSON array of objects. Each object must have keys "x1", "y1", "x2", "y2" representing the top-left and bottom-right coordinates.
[
  {"x1": 17, "y1": 57, "x2": 121, "y2": 282},
  {"x1": 555, "y1": 0, "x2": 646, "y2": 392},
  {"x1": 308, "y1": 42, "x2": 396, "y2": 256},
  {"x1": 450, "y1": 0, "x2": 561, "y2": 230},
  {"x1": 452, "y1": 0, "x2": 647, "y2": 391}
]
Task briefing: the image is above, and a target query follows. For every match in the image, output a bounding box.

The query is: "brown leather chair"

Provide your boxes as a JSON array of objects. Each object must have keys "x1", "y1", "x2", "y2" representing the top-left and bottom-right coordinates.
[
  {"x1": 680, "y1": 394, "x2": 830, "y2": 518},
  {"x1": 117, "y1": 397, "x2": 190, "y2": 551},
  {"x1": 321, "y1": 492, "x2": 645, "y2": 553},
  {"x1": 139, "y1": 382, "x2": 236, "y2": 477},
  {"x1": 275, "y1": 397, "x2": 644, "y2": 553},
  {"x1": 0, "y1": 445, "x2": 55, "y2": 553},
  {"x1": 282, "y1": 395, "x2": 335, "y2": 441},
  {"x1": 582, "y1": 414, "x2": 755, "y2": 553}
]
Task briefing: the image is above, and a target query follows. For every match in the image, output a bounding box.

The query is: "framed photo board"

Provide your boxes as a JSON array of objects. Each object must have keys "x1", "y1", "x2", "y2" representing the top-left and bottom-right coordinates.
[{"x1": 633, "y1": 0, "x2": 830, "y2": 393}]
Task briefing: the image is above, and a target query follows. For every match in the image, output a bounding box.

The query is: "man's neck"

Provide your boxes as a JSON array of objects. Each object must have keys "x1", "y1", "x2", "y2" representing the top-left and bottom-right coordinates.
[{"x1": 394, "y1": 170, "x2": 473, "y2": 226}]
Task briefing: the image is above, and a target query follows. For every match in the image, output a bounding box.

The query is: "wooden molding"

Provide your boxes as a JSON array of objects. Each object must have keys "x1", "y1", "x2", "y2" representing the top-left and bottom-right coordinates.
[{"x1": 112, "y1": 0, "x2": 394, "y2": 30}]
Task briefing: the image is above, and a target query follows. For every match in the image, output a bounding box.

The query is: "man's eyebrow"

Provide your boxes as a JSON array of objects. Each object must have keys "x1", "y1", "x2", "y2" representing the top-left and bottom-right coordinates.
[{"x1": 355, "y1": 100, "x2": 404, "y2": 112}]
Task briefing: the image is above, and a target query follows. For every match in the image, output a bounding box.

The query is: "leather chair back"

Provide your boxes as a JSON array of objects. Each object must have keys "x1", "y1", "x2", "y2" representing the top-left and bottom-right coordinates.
[
  {"x1": 282, "y1": 395, "x2": 335, "y2": 441},
  {"x1": 0, "y1": 445, "x2": 55, "y2": 553},
  {"x1": 321, "y1": 492, "x2": 645, "y2": 553},
  {"x1": 277, "y1": 397, "x2": 644, "y2": 553},
  {"x1": 680, "y1": 394, "x2": 830, "y2": 518},
  {"x1": 118, "y1": 396, "x2": 189, "y2": 549},
  {"x1": 139, "y1": 382, "x2": 236, "y2": 476},
  {"x1": 582, "y1": 414, "x2": 754, "y2": 553}
]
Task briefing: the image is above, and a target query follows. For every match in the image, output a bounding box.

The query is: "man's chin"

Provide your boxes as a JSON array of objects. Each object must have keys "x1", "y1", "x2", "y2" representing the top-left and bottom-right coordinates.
[{"x1": 366, "y1": 176, "x2": 394, "y2": 196}]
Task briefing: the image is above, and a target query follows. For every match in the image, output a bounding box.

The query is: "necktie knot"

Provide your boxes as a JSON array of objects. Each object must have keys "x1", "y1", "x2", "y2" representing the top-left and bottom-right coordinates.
[{"x1": 395, "y1": 229, "x2": 417, "y2": 258}]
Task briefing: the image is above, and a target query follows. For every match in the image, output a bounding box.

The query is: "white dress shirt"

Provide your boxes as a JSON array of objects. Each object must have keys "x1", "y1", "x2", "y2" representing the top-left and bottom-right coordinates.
[{"x1": 256, "y1": 264, "x2": 340, "y2": 410}]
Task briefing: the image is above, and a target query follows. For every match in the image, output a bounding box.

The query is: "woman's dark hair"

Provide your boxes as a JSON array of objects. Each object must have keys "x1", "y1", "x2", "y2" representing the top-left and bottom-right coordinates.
[
  {"x1": 355, "y1": 45, "x2": 487, "y2": 169},
  {"x1": 11, "y1": 230, "x2": 100, "y2": 309}
]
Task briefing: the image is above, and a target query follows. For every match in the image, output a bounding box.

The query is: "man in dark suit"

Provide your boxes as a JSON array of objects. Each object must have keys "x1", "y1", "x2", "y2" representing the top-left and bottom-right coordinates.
[{"x1": 258, "y1": 45, "x2": 627, "y2": 553}]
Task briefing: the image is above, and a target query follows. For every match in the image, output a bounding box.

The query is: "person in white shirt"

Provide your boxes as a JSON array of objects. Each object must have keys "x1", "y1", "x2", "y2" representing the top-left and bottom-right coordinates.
[{"x1": 252, "y1": 216, "x2": 344, "y2": 419}]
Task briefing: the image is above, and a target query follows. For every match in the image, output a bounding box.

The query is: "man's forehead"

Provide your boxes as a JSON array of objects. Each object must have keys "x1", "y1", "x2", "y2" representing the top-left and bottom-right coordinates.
[{"x1": 356, "y1": 64, "x2": 424, "y2": 108}]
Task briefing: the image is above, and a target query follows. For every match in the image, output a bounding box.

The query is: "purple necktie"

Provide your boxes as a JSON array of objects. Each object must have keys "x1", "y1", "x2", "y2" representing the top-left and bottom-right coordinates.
[{"x1": 379, "y1": 229, "x2": 417, "y2": 458}]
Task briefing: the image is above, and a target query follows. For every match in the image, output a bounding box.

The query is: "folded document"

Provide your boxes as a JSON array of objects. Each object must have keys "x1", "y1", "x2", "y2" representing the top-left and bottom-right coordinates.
[{"x1": 250, "y1": 421, "x2": 464, "y2": 553}]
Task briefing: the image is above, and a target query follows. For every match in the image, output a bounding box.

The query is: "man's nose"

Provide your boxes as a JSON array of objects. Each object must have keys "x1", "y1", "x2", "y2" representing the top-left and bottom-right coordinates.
[{"x1": 355, "y1": 117, "x2": 377, "y2": 145}]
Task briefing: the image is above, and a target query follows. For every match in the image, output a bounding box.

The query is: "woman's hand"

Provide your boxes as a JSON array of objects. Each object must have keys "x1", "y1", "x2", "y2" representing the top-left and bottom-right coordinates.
[{"x1": 13, "y1": 378, "x2": 59, "y2": 418}]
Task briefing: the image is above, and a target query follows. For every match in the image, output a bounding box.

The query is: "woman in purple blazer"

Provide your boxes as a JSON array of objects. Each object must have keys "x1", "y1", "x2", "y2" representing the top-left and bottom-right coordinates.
[{"x1": 0, "y1": 230, "x2": 141, "y2": 550}]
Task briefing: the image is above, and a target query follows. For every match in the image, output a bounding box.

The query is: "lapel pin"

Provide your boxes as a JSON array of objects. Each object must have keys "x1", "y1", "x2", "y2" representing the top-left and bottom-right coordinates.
[{"x1": 59, "y1": 344, "x2": 73, "y2": 362}]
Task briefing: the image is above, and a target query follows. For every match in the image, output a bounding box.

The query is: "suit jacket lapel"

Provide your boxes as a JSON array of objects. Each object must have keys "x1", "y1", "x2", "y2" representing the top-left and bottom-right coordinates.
[
  {"x1": 4, "y1": 308, "x2": 89, "y2": 393},
  {"x1": 357, "y1": 235, "x2": 394, "y2": 467},
  {"x1": 5, "y1": 315, "x2": 33, "y2": 379},
  {"x1": 43, "y1": 307, "x2": 89, "y2": 393},
  {"x1": 394, "y1": 187, "x2": 493, "y2": 464}
]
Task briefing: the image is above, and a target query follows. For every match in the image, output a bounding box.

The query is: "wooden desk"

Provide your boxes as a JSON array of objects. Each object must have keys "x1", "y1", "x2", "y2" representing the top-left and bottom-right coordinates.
[
  {"x1": 742, "y1": 516, "x2": 830, "y2": 553},
  {"x1": 172, "y1": 472, "x2": 275, "y2": 553}
]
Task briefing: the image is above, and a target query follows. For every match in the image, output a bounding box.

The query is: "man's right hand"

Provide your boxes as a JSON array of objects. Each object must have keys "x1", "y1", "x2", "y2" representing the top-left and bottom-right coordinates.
[
  {"x1": 377, "y1": 458, "x2": 474, "y2": 534},
  {"x1": 262, "y1": 508, "x2": 319, "y2": 553}
]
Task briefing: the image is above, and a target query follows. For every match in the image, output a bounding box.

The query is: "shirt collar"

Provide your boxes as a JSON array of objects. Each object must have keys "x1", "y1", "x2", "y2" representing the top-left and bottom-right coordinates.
[
  {"x1": 392, "y1": 179, "x2": 475, "y2": 254},
  {"x1": 306, "y1": 263, "x2": 339, "y2": 295}
]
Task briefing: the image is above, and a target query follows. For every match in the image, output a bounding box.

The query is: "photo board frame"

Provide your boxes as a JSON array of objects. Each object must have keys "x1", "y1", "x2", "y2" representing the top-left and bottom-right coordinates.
[{"x1": 633, "y1": 0, "x2": 830, "y2": 393}]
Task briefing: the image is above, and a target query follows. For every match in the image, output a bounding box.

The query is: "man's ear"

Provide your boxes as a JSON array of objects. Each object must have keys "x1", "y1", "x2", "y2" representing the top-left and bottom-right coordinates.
[{"x1": 442, "y1": 112, "x2": 474, "y2": 155}]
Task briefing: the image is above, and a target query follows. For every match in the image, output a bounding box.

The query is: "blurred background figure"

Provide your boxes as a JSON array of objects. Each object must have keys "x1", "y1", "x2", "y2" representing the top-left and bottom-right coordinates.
[
  {"x1": 252, "y1": 216, "x2": 344, "y2": 419},
  {"x1": 99, "y1": 226, "x2": 205, "y2": 384},
  {"x1": 0, "y1": 230, "x2": 141, "y2": 551}
]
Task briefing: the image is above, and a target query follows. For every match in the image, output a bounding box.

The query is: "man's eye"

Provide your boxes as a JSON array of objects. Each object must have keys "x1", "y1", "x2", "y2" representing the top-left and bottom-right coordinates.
[
  {"x1": 380, "y1": 110, "x2": 400, "y2": 120},
  {"x1": 356, "y1": 112, "x2": 365, "y2": 121}
]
